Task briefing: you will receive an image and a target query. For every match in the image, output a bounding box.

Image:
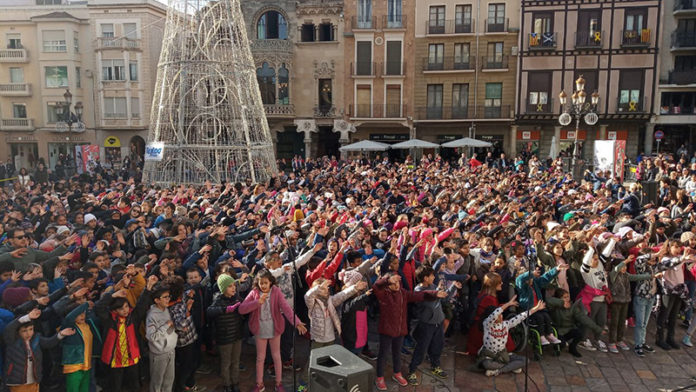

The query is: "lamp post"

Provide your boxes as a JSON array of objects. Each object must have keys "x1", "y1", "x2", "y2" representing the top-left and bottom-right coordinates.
[
  {"x1": 55, "y1": 89, "x2": 83, "y2": 176},
  {"x1": 558, "y1": 75, "x2": 600, "y2": 177}
]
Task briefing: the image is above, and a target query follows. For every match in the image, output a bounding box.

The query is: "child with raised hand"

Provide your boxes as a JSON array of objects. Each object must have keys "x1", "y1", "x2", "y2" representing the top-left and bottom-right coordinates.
[
  {"x1": 547, "y1": 288, "x2": 604, "y2": 358},
  {"x1": 4, "y1": 308, "x2": 76, "y2": 392},
  {"x1": 207, "y1": 274, "x2": 244, "y2": 392},
  {"x1": 239, "y1": 269, "x2": 307, "y2": 392},
  {"x1": 372, "y1": 272, "x2": 448, "y2": 391},
  {"x1": 145, "y1": 284, "x2": 177, "y2": 392},
  {"x1": 61, "y1": 300, "x2": 102, "y2": 392},
  {"x1": 607, "y1": 255, "x2": 652, "y2": 353},
  {"x1": 305, "y1": 277, "x2": 365, "y2": 349},
  {"x1": 478, "y1": 296, "x2": 546, "y2": 377}
]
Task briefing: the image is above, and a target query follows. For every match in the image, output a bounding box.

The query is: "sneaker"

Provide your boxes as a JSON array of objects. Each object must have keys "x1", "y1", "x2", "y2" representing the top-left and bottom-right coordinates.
[
  {"x1": 642, "y1": 344, "x2": 655, "y2": 353},
  {"x1": 580, "y1": 339, "x2": 597, "y2": 351},
  {"x1": 392, "y1": 372, "x2": 408, "y2": 387},
  {"x1": 400, "y1": 346, "x2": 412, "y2": 355},
  {"x1": 540, "y1": 336, "x2": 550, "y2": 345},
  {"x1": 375, "y1": 377, "x2": 387, "y2": 391},
  {"x1": 485, "y1": 369, "x2": 500, "y2": 377},
  {"x1": 361, "y1": 348, "x2": 377, "y2": 361},
  {"x1": 282, "y1": 360, "x2": 302, "y2": 372},
  {"x1": 513, "y1": 368, "x2": 523, "y2": 374},
  {"x1": 608, "y1": 343, "x2": 619, "y2": 354},
  {"x1": 274, "y1": 384, "x2": 285, "y2": 392},
  {"x1": 431, "y1": 367, "x2": 447, "y2": 379},
  {"x1": 252, "y1": 385, "x2": 265, "y2": 392},
  {"x1": 634, "y1": 346, "x2": 645, "y2": 357},
  {"x1": 407, "y1": 372, "x2": 419, "y2": 386},
  {"x1": 684, "y1": 336, "x2": 694, "y2": 347},
  {"x1": 627, "y1": 317, "x2": 636, "y2": 328},
  {"x1": 597, "y1": 340, "x2": 608, "y2": 353},
  {"x1": 547, "y1": 334, "x2": 562, "y2": 345},
  {"x1": 196, "y1": 364, "x2": 213, "y2": 375},
  {"x1": 617, "y1": 341, "x2": 630, "y2": 351},
  {"x1": 184, "y1": 386, "x2": 207, "y2": 392},
  {"x1": 296, "y1": 382, "x2": 307, "y2": 392}
]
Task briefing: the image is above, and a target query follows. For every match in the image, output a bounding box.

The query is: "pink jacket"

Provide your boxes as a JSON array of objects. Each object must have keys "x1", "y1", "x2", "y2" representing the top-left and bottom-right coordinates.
[{"x1": 239, "y1": 286, "x2": 301, "y2": 337}]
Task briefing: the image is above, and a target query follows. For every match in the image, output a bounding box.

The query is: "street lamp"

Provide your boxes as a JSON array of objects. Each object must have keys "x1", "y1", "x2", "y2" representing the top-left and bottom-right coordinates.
[
  {"x1": 558, "y1": 75, "x2": 600, "y2": 177},
  {"x1": 55, "y1": 88, "x2": 83, "y2": 176}
]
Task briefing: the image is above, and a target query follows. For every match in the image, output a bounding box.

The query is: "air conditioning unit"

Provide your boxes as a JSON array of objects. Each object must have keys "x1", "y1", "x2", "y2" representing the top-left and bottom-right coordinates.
[{"x1": 511, "y1": 46, "x2": 518, "y2": 55}]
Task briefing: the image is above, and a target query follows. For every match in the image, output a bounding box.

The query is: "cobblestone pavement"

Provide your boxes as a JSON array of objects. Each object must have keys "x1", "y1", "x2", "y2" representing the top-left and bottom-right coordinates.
[{"x1": 191, "y1": 326, "x2": 696, "y2": 392}]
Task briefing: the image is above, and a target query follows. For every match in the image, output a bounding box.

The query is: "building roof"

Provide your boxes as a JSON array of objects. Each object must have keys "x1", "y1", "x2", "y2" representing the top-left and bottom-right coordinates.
[{"x1": 31, "y1": 11, "x2": 85, "y2": 21}]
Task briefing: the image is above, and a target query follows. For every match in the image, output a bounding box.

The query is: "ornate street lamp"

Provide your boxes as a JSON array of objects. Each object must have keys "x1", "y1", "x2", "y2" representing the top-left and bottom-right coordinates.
[
  {"x1": 558, "y1": 75, "x2": 600, "y2": 177},
  {"x1": 55, "y1": 89, "x2": 84, "y2": 176}
]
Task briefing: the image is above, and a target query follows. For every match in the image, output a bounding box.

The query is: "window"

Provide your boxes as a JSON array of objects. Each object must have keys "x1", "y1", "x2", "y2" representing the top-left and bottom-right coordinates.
[
  {"x1": 577, "y1": 10, "x2": 601, "y2": 47},
  {"x1": 357, "y1": 0, "x2": 372, "y2": 28},
  {"x1": 7, "y1": 34, "x2": 22, "y2": 49},
  {"x1": 318, "y1": 79, "x2": 332, "y2": 111},
  {"x1": 428, "y1": 44, "x2": 444, "y2": 69},
  {"x1": 42, "y1": 30, "x2": 66, "y2": 52},
  {"x1": 532, "y1": 13, "x2": 553, "y2": 34},
  {"x1": 452, "y1": 84, "x2": 469, "y2": 118},
  {"x1": 257, "y1": 11, "x2": 288, "y2": 39},
  {"x1": 427, "y1": 84, "x2": 443, "y2": 119},
  {"x1": 45, "y1": 66, "x2": 68, "y2": 87},
  {"x1": 429, "y1": 6, "x2": 446, "y2": 34},
  {"x1": 488, "y1": 4, "x2": 506, "y2": 32},
  {"x1": 619, "y1": 70, "x2": 643, "y2": 111},
  {"x1": 102, "y1": 60, "x2": 126, "y2": 81},
  {"x1": 454, "y1": 43, "x2": 470, "y2": 68},
  {"x1": 527, "y1": 72, "x2": 551, "y2": 112},
  {"x1": 36, "y1": 0, "x2": 61, "y2": 4},
  {"x1": 123, "y1": 23, "x2": 137, "y2": 39},
  {"x1": 487, "y1": 42, "x2": 503, "y2": 66},
  {"x1": 9, "y1": 68, "x2": 23, "y2": 83},
  {"x1": 131, "y1": 97, "x2": 140, "y2": 118},
  {"x1": 47, "y1": 103, "x2": 62, "y2": 123},
  {"x1": 104, "y1": 97, "x2": 127, "y2": 118},
  {"x1": 455, "y1": 5, "x2": 473, "y2": 33},
  {"x1": 386, "y1": 40, "x2": 402, "y2": 75},
  {"x1": 256, "y1": 63, "x2": 276, "y2": 104},
  {"x1": 129, "y1": 62, "x2": 138, "y2": 81},
  {"x1": 356, "y1": 85, "x2": 371, "y2": 117},
  {"x1": 318, "y1": 23, "x2": 334, "y2": 41},
  {"x1": 387, "y1": 0, "x2": 403, "y2": 28},
  {"x1": 485, "y1": 82, "x2": 502, "y2": 117},
  {"x1": 75, "y1": 67, "x2": 81, "y2": 88},
  {"x1": 301, "y1": 24, "x2": 315, "y2": 42},
  {"x1": 675, "y1": 55, "x2": 696, "y2": 71},
  {"x1": 356, "y1": 41, "x2": 372, "y2": 75},
  {"x1": 386, "y1": 85, "x2": 401, "y2": 117},
  {"x1": 101, "y1": 24, "x2": 114, "y2": 38},
  {"x1": 625, "y1": 8, "x2": 647, "y2": 32},
  {"x1": 12, "y1": 104, "x2": 26, "y2": 119},
  {"x1": 278, "y1": 64, "x2": 289, "y2": 105}
]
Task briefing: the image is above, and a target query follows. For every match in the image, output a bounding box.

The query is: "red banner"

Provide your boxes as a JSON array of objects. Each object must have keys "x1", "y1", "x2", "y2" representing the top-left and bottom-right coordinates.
[{"x1": 614, "y1": 140, "x2": 626, "y2": 183}]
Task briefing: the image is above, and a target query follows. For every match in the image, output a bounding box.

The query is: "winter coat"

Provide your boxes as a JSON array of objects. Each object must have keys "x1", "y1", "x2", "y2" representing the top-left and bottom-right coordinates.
[
  {"x1": 546, "y1": 297, "x2": 602, "y2": 336},
  {"x1": 61, "y1": 303, "x2": 103, "y2": 366},
  {"x1": 305, "y1": 284, "x2": 357, "y2": 343},
  {"x1": 145, "y1": 305, "x2": 177, "y2": 355},
  {"x1": 515, "y1": 267, "x2": 559, "y2": 311},
  {"x1": 94, "y1": 289, "x2": 151, "y2": 367},
  {"x1": 239, "y1": 286, "x2": 301, "y2": 337},
  {"x1": 609, "y1": 261, "x2": 651, "y2": 303},
  {"x1": 340, "y1": 292, "x2": 372, "y2": 350},
  {"x1": 206, "y1": 293, "x2": 244, "y2": 345},
  {"x1": 372, "y1": 276, "x2": 437, "y2": 337},
  {"x1": 0, "y1": 244, "x2": 67, "y2": 272},
  {"x1": 3, "y1": 315, "x2": 61, "y2": 385}
]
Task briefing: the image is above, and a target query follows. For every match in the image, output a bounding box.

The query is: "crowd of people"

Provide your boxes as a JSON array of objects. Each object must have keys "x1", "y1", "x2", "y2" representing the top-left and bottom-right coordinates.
[{"x1": 0, "y1": 148, "x2": 695, "y2": 392}]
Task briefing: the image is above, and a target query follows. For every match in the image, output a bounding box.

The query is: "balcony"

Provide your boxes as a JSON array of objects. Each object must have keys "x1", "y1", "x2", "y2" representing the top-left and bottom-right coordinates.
[
  {"x1": 480, "y1": 105, "x2": 511, "y2": 119},
  {"x1": 422, "y1": 56, "x2": 475, "y2": 72},
  {"x1": 382, "y1": 61, "x2": 406, "y2": 76},
  {"x1": 660, "y1": 105, "x2": 696, "y2": 115},
  {"x1": 382, "y1": 15, "x2": 407, "y2": 29},
  {"x1": 313, "y1": 105, "x2": 337, "y2": 118},
  {"x1": 351, "y1": 61, "x2": 378, "y2": 77},
  {"x1": 617, "y1": 97, "x2": 647, "y2": 113},
  {"x1": 426, "y1": 19, "x2": 474, "y2": 35},
  {"x1": 0, "y1": 118, "x2": 34, "y2": 131},
  {"x1": 264, "y1": 104, "x2": 295, "y2": 117},
  {"x1": 416, "y1": 106, "x2": 471, "y2": 120},
  {"x1": 672, "y1": 31, "x2": 696, "y2": 50},
  {"x1": 621, "y1": 29, "x2": 651, "y2": 47},
  {"x1": 250, "y1": 39, "x2": 293, "y2": 55},
  {"x1": 0, "y1": 83, "x2": 31, "y2": 96},
  {"x1": 674, "y1": 0, "x2": 696, "y2": 13},
  {"x1": 0, "y1": 49, "x2": 28, "y2": 63},
  {"x1": 575, "y1": 31, "x2": 603, "y2": 49},
  {"x1": 525, "y1": 98, "x2": 555, "y2": 114},
  {"x1": 349, "y1": 104, "x2": 406, "y2": 119},
  {"x1": 348, "y1": 16, "x2": 377, "y2": 31},
  {"x1": 481, "y1": 55, "x2": 509, "y2": 70},
  {"x1": 96, "y1": 37, "x2": 141, "y2": 50},
  {"x1": 485, "y1": 18, "x2": 509, "y2": 33},
  {"x1": 668, "y1": 70, "x2": 696, "y2": 84},
  {"x1": 528, "y1": 32, "x2": 557, "y2": 50}
]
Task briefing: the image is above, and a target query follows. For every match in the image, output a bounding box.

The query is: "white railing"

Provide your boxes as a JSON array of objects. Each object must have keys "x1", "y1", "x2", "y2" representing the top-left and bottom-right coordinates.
[
  {"x1": 0, "y1": 83, "x2": 31, "y2": 95},
  {"x1": 43, "y1": 41, "x2": 67, "y2": 52},
  {"x1": 0, "y1": 118, "x2": 34, "y2": 131},
  {"x1": 0, "y1": 49, "x2": 28, "y2": 62}
]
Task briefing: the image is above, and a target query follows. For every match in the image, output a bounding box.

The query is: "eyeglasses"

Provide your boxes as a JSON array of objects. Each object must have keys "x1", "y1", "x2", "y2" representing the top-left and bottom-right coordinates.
[
  {"x1": 158, "y1": 294, "x2": 171, "y2": 299},
  {"x1": 13, "y1": 235, "x2": 28, "y2": 240}
]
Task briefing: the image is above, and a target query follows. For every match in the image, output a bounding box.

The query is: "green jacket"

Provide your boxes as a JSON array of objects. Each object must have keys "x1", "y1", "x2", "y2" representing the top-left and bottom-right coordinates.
[
  {"x1": 61, "y1": 303, "x2": 103, "y2": 366},
  {"x1": 547, "y1": 297, "x2": 602, "y2": 336},
  {"x1": 0, "y1": 244, "x2": 67, "y2": 272}
]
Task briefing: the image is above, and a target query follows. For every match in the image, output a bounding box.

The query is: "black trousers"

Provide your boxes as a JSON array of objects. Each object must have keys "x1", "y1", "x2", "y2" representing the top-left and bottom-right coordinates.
[
  {"x1": 561, "y1": 328, "x2": 583, "y2": 349},
  {"x1": 175, "y1": 343, "x2": 196, "y2": 391},
  {"x1": 657, "y1": 294, "x2": 683, "y2": 341},
  {"x1": 107, "y1": 364, "x2": 139, "y2": 392},
  {"x1": 529, "y1": 310, "x2": 553, "y2": 336}
]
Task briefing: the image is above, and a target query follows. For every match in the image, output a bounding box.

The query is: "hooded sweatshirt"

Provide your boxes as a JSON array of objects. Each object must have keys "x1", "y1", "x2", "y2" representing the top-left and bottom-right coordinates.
[{"x1": 145, "y1": 305, "x2": 177, "y2": 355}]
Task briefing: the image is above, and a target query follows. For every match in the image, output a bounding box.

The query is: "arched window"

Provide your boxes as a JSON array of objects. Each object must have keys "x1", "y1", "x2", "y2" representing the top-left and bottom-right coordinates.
[
  {"x1": 257, "y1": 11, "x2": 288, "y2": 40},
  {"x1": 278, "y1": 64, "x2": 289, "y2": 105},
  {"x1": 256, "y1": 62, "x2": 276, "y2": 104}
]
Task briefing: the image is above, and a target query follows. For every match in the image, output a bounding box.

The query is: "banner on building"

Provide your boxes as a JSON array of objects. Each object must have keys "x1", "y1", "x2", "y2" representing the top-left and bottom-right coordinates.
[
  {"x1": 614, "y1": 140, "x2": 626, "y2": 183},
  {"x1": 594, "y1": 140, "x2": 626, "y2": 183},
  {"x1": 145, "y1": 142, "x2": 165, "y2": 161},
  {"x1": 76, "y1": 145, "x2": 100, "y2": 174}
]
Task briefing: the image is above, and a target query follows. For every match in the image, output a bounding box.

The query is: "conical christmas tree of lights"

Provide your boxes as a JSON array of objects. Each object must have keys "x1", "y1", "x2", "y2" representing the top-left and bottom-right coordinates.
[{"x1": 143, "y1": 0, "x2": 277, "y2": 185}]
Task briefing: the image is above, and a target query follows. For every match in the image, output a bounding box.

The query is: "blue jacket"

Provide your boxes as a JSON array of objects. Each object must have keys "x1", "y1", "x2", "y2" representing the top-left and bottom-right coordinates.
[
  {"x1": 515, "y1": 267, "x2": 559, "y2": 311},
  {"x1": 61, "y1": 303, "x2": 103, "y2": 366}
]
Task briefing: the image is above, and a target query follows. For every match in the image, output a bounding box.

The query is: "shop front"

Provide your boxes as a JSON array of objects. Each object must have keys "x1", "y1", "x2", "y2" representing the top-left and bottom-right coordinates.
[
  {"x1": 103, "y1": 135, "x2": 122, "y2": 169},
  {"x1": 516, "y1": 130, "x2": 540, "y2": 158}
]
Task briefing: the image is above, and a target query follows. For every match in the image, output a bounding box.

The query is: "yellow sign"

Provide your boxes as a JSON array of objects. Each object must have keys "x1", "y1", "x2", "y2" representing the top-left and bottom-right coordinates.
[{"x1": 104, "y1": 136, "x2": 121, "y2": 148}]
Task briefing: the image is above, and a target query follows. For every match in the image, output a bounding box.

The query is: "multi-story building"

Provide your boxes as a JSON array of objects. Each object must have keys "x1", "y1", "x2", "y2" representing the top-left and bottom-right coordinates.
[
  {"x1": 240, "y1": 0, "x2": 345, "y2": 160},
  {"x1": 414, "y1": 0, "x2": 519, "y2": 156},
  {"x1": 654, "y1": 0, "x2": 696, "y2": 154},
  {"x1": 516, "y1": 0, "x2": 660, "y2": 161},
  {"x1": 342, "y1": 0, "x2": 415, "y2": 155},
  {"x1": 0, "y1": 0, "x2": 164, "y2": 171}
]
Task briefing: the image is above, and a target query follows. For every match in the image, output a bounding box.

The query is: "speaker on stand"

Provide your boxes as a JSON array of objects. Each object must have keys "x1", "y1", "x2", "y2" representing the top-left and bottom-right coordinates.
[{"x1": 308, "y1": 345, "x2": 374, "y2": 392}]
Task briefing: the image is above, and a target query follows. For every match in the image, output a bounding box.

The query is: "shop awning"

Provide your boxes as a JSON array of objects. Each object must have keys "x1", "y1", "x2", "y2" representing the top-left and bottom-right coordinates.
[
  {"x1": 440, "y1": 137, "x2": 493, "y2": 148},
  {"x1": 391, "y1": 138, "x2": 440, "y2": 149},
  {"x1": 339, "y1": 140, "x2": 391, "y2": 152}
]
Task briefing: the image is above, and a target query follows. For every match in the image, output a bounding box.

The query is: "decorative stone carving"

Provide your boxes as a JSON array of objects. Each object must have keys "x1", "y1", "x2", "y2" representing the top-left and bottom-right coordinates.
[
  {"x1": 313, "y1": 60, "x2": 335, "y2": 79},
  {"x1": 296, "y1": 2, "x2": 342, "y2": 17},
  {"x1": 294, "y1": 119, "x2": 317, "y2": 140},
  {"x1": 332, "y1": 119, "x2": 355, "y2": 142}
]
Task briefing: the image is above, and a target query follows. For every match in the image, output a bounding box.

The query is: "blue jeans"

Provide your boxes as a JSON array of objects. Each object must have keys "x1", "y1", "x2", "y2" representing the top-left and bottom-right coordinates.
[
  {"x1": 634, "y1": 296, "x2": 656, "y2": 347},
  {"x1": 686, "y1": 281, "x2": 696, "y2": 324},
  {"x1": 408, "y1": 322, "x2": 444, "y2": 374}
]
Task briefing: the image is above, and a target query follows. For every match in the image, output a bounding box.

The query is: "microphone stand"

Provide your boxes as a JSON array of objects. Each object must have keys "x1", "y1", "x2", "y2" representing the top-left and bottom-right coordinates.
[
  {"x1": 520, "y1": 219, "x2": 534, "y2": 392},
  {"x1": 280, "y1": 229, "x2": 301, "y2": 392}
]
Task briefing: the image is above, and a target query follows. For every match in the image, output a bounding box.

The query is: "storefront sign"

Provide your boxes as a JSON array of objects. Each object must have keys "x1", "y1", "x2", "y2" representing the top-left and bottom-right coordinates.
[
  {"x1": 607, "y1": 131, "x2": 617, "y2": 140},
  {"x1": 145, "y1": 142, "x2": 165, "y2": 161},
  {"x1": 104, "y1": 136, "x2": 121, "y2": 148},
  {"x1": 369, "y1": 134, "x2": 408, "y2": 142},
  {"x1": 522, "y1": 131, "x2": 531, "y2": 140},
  {"x1": 567, "y1": 131, "x2": 576, "y2": 140}
]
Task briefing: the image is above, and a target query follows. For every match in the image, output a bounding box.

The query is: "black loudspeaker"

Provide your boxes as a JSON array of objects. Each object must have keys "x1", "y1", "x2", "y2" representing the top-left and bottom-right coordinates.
[
  {"x1": 641, "y1": 181, "x2": 659, "y2": 205},
  {"x1": 308, "y1": 345, "x2": 374, "y2": 392}
]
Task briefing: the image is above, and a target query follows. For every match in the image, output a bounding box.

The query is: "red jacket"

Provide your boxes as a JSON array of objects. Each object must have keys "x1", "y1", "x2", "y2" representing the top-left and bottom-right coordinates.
[
  {"x1": 306, "y1": 251, "x2": 344, "y2": 287},
  {"x1": 372, "y1": 277, "x2": 438, "y2": 337}
]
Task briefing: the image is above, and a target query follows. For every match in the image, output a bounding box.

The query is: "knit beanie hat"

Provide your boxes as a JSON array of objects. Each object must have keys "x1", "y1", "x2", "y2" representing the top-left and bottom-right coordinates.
[
  {"x1": 339, "y1": 269, "x2": 363, "y2": 287},
  {"x1": 84, "y1": 214, "x2": 97, "y2": 224},
  {"x1": 2, "y1": 287, "x2": 30, "y2": 308},
  {"x1": 217, "y1": 274, "x2": 236, "y2": 293}
]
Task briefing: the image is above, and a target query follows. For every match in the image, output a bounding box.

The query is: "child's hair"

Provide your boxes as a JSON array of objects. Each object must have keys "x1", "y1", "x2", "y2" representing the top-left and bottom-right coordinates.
[
  {"x1": 186, "y1": 267, "x2": 201, "y2": 276},
  {"x1": 89, "y1": 251, "x2": 106, "y2": 262},
  {"x1": 481, "y1": 272, "x2": 502, "y2": 296},
  {"x1": 109, "y1": 297, "x2": 129, "y2": 311},
  {"x1": 415, "y1": 265, "x2": 435, "y2": 283},
  {"x1": 152, "y1": 284, "x2": 170, "y2": 299},
  {"x1": 554, "y1": 288, "x2": 568, "y2": 298},
  {"x1": 0, "y1": 260, "x2": 14, "y2": 275},
  {"x1": 253, "y1": 269, "x2": 276, "y2": 290},
  {"x1": 164, "y1": 275, "x2": 185, "y2": 301},
  {"x1": 81, "y1": 262, "x2": 99, "y2": 272},
  {"x1": 27, "y1": 278, "x2": 48, "y2": 292}
]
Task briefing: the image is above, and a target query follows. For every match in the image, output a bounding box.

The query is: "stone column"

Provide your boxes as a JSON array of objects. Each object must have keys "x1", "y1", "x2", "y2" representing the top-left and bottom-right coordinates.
[
  {"x1": 294, "y1": 119, "x2": 317, "y2": 160},
  {"x1": 645, "y1": 123, "x2": 654, "y2": 155},
  {"x1": 599, "y1": 124, "x2": 608, "y2": 141},
  {"x1": 553, "y1": 126, "x2": 562, "y2": 159},
  {"x1": 509, "y1": 125, "x2": 518, "y2": 156},
  {"x1": 333, "y1": 119, "x2": 355, "y2": 160}
]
